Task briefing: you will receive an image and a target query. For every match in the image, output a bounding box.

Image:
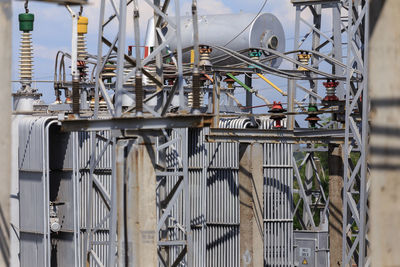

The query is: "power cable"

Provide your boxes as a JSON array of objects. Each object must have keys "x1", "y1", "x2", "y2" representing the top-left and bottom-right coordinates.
[
  {"x1": 24, "y1": 0, "x2": 29, "y2": 13},
  {"x1": 223, "y1": 0, "x2": 268, "y2": 47}
]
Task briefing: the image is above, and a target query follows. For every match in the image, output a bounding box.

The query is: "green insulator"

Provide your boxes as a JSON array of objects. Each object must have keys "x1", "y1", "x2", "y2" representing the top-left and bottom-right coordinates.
[
  {"x1": 307, "y1": 104, "x2": 318, "y2": 112},
  {"x1": 249, "y1": 51, "x2": 262, "y2": 58},
  {"x1": 19, "y1": 13, "x2": 34, "y2": 32}
]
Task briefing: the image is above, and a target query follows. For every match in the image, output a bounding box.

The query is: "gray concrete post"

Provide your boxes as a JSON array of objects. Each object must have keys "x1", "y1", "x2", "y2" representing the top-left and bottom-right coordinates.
[
  {"x1": 369, "y1": 0, "x2": 400, "y2": 265},
  {"x1": 239, "y1": 143, "x2": 263, "y2": 267},
  {"x1": 0, "y1": 0, "x2": 12, "y2": 266}
]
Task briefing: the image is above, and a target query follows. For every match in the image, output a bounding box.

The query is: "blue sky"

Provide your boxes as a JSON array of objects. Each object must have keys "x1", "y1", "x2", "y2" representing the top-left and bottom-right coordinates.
[{"x1": 11, "y1": 0, "x2": 334, "y2": 109}]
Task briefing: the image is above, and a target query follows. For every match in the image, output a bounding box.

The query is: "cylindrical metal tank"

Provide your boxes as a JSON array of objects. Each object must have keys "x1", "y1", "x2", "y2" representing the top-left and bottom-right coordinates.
[{"x1": 146, "y1": 13, "x2": 285, "y2": 68}]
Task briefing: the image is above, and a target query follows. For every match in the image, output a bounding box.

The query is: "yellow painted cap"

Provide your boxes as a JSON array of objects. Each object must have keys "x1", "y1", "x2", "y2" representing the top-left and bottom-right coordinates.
[{"x1": 78, "y1": 16, "x2": 88, "y2": 34}]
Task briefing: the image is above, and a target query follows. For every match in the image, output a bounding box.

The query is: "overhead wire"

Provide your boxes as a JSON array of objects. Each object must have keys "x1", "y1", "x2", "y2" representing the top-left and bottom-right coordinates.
[{"x1": 223, "y1": 0, "x2": 268, "y2": 47}]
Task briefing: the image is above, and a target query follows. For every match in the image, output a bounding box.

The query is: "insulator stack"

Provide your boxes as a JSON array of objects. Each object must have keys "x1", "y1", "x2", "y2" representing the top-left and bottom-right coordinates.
[
  {"x1": 102, "y1": 63, "x2": 116, "y2": 83},
  {"x1": 199, "y1": 45, "x2": 212, "y2": 69},
  {"x1": 192, "y1": 72, "x2": 201, "y2": 109},
  {"x1": 188, "y1": 91, "x2": 204, "y2": 108},
  {"x1": 269, "y1": 101, "x2": 286, "y2": 128},
  {"x1": 323, "y1": 80, "x2": 339, "y2": 102},
  {"x1": 135, "y1": 74, "x2": 143, "y2": 114},
  {"x1": 224, "y1": 76, "x2": 235, "y2": 89},
  {"x1": 297, "y1": 52, "x2": 311, "y2": 71},
  {"x1": 18, "y1": 13, "x2": 35, "y2": 86},
  {"x1": 19, "y1": 32, "x2": 34, "y2": 84},
  {"x1": 77, "y1": 34, "x2": 87, "y2": 62},
  {"x1": 142, "y1": 66, "x2": 156, "y2": 86},
  {"x1": 305, "y1": 104, "x2": 321, "y2": 128},
  {"x1": 77, "y1": 17, "x2": 88, "y2": 80},
  {"x1": 123, "y1": 68, "x2": 135, "y2": 86},
  {"x1": 249, "y1": 49, "x2": 262, "y2": 63}
]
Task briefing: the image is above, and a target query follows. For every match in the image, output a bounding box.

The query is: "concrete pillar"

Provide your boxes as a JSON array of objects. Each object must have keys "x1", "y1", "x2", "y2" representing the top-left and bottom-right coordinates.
[
  {"x1": 328, "y1": 143, "x2": 343, "y2": 267},
  {"x1": 0, "y1": 0, "x2": 12, "y2": 266},
  {"x1": 239, "y1": 143, "x2": 263, "y2": 267},
  {"x1": 369, "y1": 0, "x2": 400, "y2": 265},
  {"x1": 117, "y1": 138, "x2": 157, "y2": 266}
]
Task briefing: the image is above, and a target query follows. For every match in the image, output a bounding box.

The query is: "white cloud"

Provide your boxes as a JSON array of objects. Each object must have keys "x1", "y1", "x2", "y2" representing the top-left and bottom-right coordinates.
[{"x1": 181, "y1": 0, "x2": 232, "y2": 15}]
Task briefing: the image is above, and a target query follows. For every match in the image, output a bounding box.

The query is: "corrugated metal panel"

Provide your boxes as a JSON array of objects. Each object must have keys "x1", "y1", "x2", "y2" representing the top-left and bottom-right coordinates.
[
  {"x1": 18, "y1": 116, "x2": 54, "y2": 267},
  {"x1": 78, "y1": 130, "x2": 112, "y2": 266},
  {"x1": 260, "y1": 117, "x2": 294, "y2": 266}
]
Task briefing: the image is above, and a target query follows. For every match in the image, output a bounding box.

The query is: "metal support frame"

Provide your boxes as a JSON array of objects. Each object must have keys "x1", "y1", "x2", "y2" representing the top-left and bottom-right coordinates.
[
  {"x1": 92, "y1": 0, "x2": 185, "y2": 118},
  {"x1": 81, "y1": 131, "x2": 115, "y2": 266},
  {"x1": 50, "y1": 0, "x2": 371, "y2": 266},
  {"x1": 156, "y1": 128, "x2": 192, "y2": 266},
  {"x1": 342, "y1": 0, "x2": 369, "y2": 265}
]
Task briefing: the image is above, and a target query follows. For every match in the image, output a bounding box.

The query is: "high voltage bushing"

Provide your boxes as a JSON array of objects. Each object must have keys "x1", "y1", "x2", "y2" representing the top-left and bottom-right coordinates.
[
  {"x1": 199, "y1": 45, "x2": 212, "y2": 69},
  {"x1": 135, "y1": 74, "x2": 143, "y2": 114},
  {"x1": 323, "y1": 80, "x2": 339, "y2": 102},
  {"x1": 19, "y1": 13, "x2": 34, "y2": 86},
  {"x1": 297, "y1": 52, "x2": 311, "y2": 71},
  {"x1": 72, "y1": 78, "x2": 80, "y2": 114},
  {"x1": 77, "y1": 16, "x2": 88, "y2": 80},
  {"x1": 305, "y1": 104, "x2": 320, "y2": 129},
  {"x1": 269, "y1": 101, "x2": 286, "y2": 128},
  {"x1": 192, "y1": 72, "x2": 201, "y2": 110}
]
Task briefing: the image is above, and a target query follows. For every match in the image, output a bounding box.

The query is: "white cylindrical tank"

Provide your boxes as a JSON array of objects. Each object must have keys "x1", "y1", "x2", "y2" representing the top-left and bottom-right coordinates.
[{"x1": 146, "y1": 13, "x2": 285, "y2": 68}]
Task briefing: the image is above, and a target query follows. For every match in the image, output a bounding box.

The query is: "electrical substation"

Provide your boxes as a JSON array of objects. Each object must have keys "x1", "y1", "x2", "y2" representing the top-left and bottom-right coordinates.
[{"x1": 1, "y1": 0, "x2": 398, "y2": 266}]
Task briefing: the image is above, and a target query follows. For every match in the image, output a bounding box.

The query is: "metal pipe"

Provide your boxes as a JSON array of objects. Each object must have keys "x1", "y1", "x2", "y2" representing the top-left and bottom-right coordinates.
[{"x1": 257, "y1": 73, "x2": 287, "y2": 96}]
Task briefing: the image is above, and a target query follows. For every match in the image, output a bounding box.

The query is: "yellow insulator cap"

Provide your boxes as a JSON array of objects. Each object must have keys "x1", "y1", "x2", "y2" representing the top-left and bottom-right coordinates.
[{"x1": 78, "y1": 16, "x2": 88, "y2": 34}]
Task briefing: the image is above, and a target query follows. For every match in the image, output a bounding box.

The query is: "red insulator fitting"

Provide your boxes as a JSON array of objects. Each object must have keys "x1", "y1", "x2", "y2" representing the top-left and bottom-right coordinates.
[
  {"x1": 269, "y1": 101, "x2": 286, "y2": 128},
  {"x1": 323, "y1": 80, "x2": 339, "y2": 101},
  {"x1": 223, "y1": 77, "x2": 235, "y2": 89}
]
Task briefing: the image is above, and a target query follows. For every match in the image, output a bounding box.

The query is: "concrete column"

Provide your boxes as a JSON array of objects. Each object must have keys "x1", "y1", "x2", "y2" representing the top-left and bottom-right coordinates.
[
  {"x1": 328, "y1": 143, "x2": 343, "y2": 267},
  {"x1": 117, "y1": 138, "x2": 157, "y2": 267},
  {"x1": 369, "y1": 0, "x2": 400, "y2": 265},
  {"x1": 239, "y1": 143, "x2": 263, "y2": 267},
  {"x1": 0, "y1": 0, "x2": 12, "y2": 266},
  {"x1": 127, "y1": 138, "x2": 157, "y2": 267}
]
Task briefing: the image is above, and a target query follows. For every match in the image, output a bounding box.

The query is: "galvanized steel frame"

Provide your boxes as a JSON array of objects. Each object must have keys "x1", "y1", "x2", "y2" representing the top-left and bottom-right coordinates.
[
  {"x1": 93, "y1": 0, "x2": 185, "y2": 118},
  {"x1": 342, "y1": 0, "x2": 369, "y2": 266}
]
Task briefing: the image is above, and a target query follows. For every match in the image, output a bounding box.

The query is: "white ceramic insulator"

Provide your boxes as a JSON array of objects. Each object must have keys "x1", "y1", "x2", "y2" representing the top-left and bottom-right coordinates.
[
  {"x1": 19, "y1": 32, "x2": 33, "y2": 82},
  {"x1": 188, "y1": 91, "x2": 204, "y2": 107},
  {"x1": 77, "y1": 33, "x2": 87, "y2": 62},
  {"x1": 123, "y1": 68, "x2": 135, "y2": 86}
]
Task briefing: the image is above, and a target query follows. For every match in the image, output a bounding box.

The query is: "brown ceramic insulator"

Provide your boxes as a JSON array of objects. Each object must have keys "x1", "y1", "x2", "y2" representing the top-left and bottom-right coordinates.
[{"x1": 135, "y1": 75, "x2": 143, "y2": 113}]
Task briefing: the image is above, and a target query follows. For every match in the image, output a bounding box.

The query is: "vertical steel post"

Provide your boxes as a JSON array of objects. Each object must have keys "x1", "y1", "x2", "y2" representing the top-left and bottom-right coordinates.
[
  {"x1": 153, "y1": 0, "x2": 164, "y2": 111},
  {"x1": 332, "y1": 3, "x2": 344, "y2": 99},
  {"x1": 174, "y1": 0, "x2": 184, "y2": 110},
  {"x1": 181, "y1": 128, "x2": 193, "y2": 266},
  {"x1": 115, "y1": 0, "x2": 128, "y2": 117},
  {"x1": 108, "y1": 136, "x2": 118, "y2": 266},
  {"x1": 94, "y1": 0, "x2": 106, "y2": 119},
  {"x1": 116, "y1": 139, "x2": 126, "y2": 266},
  {"x1": 191, "y1": 0, "x2": 200, "y2": 112},
  {"x1": 342, "y1": 0, "x2": 370, "y2": 265},
  {"x1": 133, "y1": 0, "x2": 143, "y2": 116},
  {"x1": 303, "y1": 155, "x2": 314, "y2": 228},
  {"x1": 309, "y1": 5, "x2": 321, "y2": 107},
  {"x1": 287, "y1": 6, "x2": 301, "y2": 130}
]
